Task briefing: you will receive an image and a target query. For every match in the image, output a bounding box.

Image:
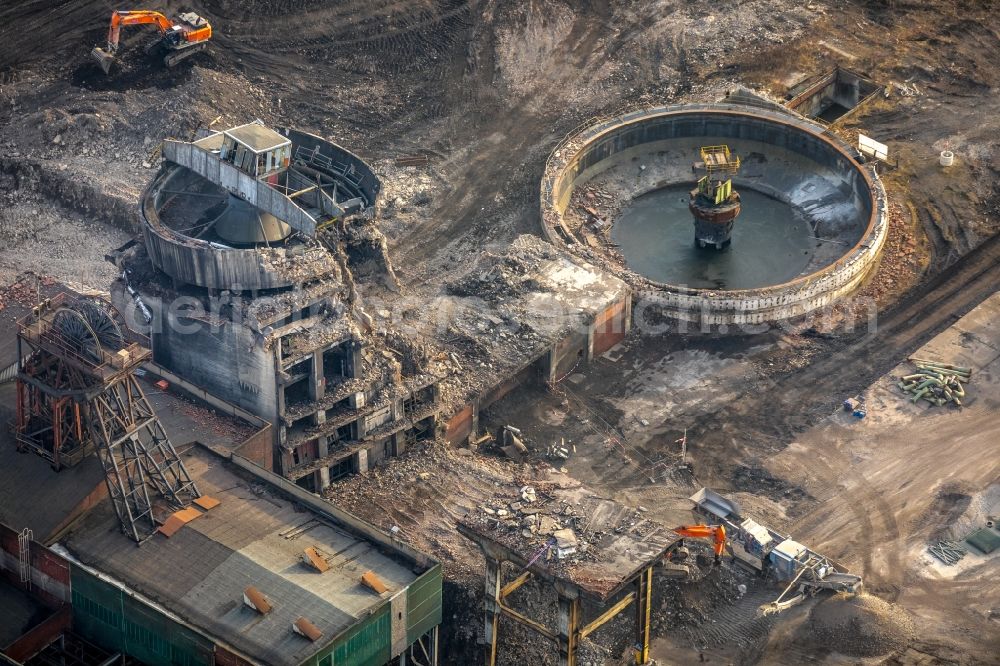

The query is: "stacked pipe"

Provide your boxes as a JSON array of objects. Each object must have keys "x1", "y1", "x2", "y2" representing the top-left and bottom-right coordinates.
[
  {"x1": 897, "y1": 358, "x2": 971, "y2": 407},
  {"x1": 928, "y1": 540, "x2": 966, "y2": 565}
]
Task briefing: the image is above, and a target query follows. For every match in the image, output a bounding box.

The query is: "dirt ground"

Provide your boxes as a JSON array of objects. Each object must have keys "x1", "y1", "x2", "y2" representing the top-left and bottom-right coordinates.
[{"x1": 2, "y1": 0, "x2": 999, "y2": 664}]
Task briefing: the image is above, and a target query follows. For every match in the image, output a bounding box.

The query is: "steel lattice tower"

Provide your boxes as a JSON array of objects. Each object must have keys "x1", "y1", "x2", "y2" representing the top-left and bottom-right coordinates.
[{"x1": 15, "y1": 294, "x2": 198, "y2": 544}]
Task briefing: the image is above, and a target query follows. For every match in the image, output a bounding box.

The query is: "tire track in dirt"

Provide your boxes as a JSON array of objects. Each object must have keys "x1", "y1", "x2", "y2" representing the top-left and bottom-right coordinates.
[
  {"x1": 600, "y1": 228, "x2": 1000, "y2": 498},
  {"x1": 394, "y1": 1, "x2": 671, "y2": 267}
]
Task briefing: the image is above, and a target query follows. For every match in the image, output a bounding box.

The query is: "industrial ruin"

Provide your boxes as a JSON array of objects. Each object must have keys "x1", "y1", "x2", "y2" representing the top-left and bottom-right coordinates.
[
  {"x1": 1, "y1": 2, "x2": 999, "y2": 666},
  {"x1": 542, "y1": 103, "x2": 888, "y2": 323},
  {"x1": 105, "y1": 122, "x2": 442, "y2": 493}
]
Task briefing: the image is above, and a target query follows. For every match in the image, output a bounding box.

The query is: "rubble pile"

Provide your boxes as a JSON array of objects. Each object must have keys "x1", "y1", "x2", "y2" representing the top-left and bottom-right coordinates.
[
  {"x1": 175, "y1": 398, "x2": 258, "y2": 445},
  {"x1": 859, "y1": 201, "x2": 924, "y2": 305},
  {"x1": 462, "y1": 488, "x2": 661, "y2": 581},
  {"x1": 446, "y1": 235, "x2": 560, "y2": 303},
  {"x1": 563, "y1": 182, "x2": 627, "y2": 246},
  {"x1": 807, "y1": 592, "x2": 915, "y2": 658},
  {"x1": 434, "y1": 233, "x2": 625, "y2": 410},
  {"x1": 341, "y1": 217, "x2": 401, "y2": 288},
  {"x1": 654, "y1": 564, "x2": 772, "y2": 651},
  {"x1": 379, "y1": 327, "x2": 435, "y2": 376},
  {"x1": 256, "y1": 242, "x2": 341, "y2": 284},
  {"x1": 326, "y1": 440, "x2": 525, "y2": 580},
  {"x1": 0, "y1": 273, "x2": 58, "y2": 312}
]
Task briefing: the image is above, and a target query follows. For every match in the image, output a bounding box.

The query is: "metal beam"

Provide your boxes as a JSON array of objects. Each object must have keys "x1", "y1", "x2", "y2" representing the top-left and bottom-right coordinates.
[
  {"x1": 498, "y1": 602, "x2": 558, "y2": 642},
  {"x1": 579, "y1": 591, "x2": 636, "y2": 639},
  {"x1": 634, "y1": 567, "x2": 653, "y2": 665},
  {"x1": 500, "y1": 570, "x2": 532, "y2": 599},
  {"x1": 484, "y1": 557, "x2": 501, "y2": 666},
  {"x1": 288, "y1": 184, "x2": 318, "y2": 199}
]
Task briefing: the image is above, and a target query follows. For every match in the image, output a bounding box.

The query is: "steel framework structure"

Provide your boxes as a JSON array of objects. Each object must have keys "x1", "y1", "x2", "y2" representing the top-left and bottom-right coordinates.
[{"x1": 15, "y1": 294, "x2": 198, "y2": 543}]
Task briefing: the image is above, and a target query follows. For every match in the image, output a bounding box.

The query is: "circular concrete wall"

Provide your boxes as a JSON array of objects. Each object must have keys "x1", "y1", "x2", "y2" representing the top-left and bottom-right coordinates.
[
  {"x1": 540, "y1": 104, "x2": 888, "y2": 325},
  {"x1": 141, "y1": 128, "x2": 379, "y2": 291}
]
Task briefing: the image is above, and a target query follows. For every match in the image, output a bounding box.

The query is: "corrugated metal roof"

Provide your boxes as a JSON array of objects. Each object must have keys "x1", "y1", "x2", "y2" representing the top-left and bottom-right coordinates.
[{"x1": 62, "y1": 447, "x2": 421, "y2": 666}]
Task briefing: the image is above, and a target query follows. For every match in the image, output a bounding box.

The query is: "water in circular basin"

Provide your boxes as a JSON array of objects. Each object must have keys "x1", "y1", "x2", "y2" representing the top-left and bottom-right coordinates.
[{"x1": 610, "y1": 185, "x2": 816, "y2": 290}]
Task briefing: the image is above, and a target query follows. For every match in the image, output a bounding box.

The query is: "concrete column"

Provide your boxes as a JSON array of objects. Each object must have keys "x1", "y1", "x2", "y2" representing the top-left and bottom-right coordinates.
[
  {"x1": 624, "y1": 293, "x2": 633, "y2": 334},
  {"x1": 469, "y1": 402, "x2": 480, "y2": 443},
  {"x1": 585, "y1": 325, "x2": 595, "y2": 362},
  {"x1": 317, "y1": 436, "x2": 330, "y2": 491},
  {"x1": 309, "y1": 349, "x2": 324, "y2": 400},
  {"x1": 484, "y1": 556, "x2": 501, "y2": 666},
  {"x1": 557, "y1": 593, "x2": 580, "y2": 666},
  {"x1": 349, "y1": 340, "x2": 363, "y2": 379},
  {"x1": 276, "y1": 380, "x2": 286, "y2": 418},
  {"x1": 356, "y1": 448, "x2": 368, "y2": 474}
]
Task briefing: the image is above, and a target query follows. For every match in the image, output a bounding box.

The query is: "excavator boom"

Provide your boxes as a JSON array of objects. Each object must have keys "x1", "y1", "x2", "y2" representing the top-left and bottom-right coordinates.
[
  {"x1": 672, "y1": 524, "x2": 727, "y2": 563},
  {"x1": 91, "y1": 10, "x2": 212, "y2": 74},
  {"x1": 106, "y1": 11, "x2": 175, "y2": 51}
]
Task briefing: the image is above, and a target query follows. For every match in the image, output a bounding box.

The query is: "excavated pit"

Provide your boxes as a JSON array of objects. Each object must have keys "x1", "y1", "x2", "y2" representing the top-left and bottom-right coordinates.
[{"x1": 541, "y1": 104, "x2": 889, "y2": 325}]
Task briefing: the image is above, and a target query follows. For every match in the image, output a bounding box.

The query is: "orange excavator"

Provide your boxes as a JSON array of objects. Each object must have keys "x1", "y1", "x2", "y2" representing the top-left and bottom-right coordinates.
[
  {"x1": 671, "y1": 524, "x2": 727, "y2": 566},
  {"x1": 91, "y1": 10, "x2": 212, "y2": 74}
]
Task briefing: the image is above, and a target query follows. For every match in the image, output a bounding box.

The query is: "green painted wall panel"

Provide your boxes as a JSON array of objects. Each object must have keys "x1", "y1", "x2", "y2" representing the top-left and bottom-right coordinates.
[
  {"x1": 304, "y1": 604, "x2": 391, "y2": 666},
  {"x1": 333, "y1": 604, "x2": 391, "y2": 666},
  {"x1": 71, "y1": 566, "x2": 125, "y2": 654},
  {"x1": 70, "y1": 565, "x2": 214, "y2": 666},
  {"x1": 406, "y1": 564, "x2": 442, "y2": 645}
]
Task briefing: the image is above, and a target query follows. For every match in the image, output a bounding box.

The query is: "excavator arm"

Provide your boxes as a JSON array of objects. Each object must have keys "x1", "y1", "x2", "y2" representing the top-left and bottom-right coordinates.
[
  {"x1": 672, "y1": 524, "x2": 727, "y2": 564},
  {"x1": 105, "y1": 11, "x2": 174, "y2": 53}
]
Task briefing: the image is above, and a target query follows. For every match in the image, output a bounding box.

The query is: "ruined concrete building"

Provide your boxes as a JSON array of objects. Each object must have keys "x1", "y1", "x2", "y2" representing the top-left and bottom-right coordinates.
[{"x1": 107, "y1": 122, "x2": 439, "y2": 492}]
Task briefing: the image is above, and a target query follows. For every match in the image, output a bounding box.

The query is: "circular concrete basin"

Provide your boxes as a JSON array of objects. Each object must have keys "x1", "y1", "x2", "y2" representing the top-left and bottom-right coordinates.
[{"x1": 540, "y1": 104, "x2": 888, "y2": 325}]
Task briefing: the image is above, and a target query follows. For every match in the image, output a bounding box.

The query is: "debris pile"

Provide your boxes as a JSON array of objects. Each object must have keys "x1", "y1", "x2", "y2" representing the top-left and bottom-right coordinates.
[
  {"x1": 464, "y1": 486, "x2": 670, "y2": 589},
  {"x1": 807, "y1": 592, "x2": 915, "y2": 658},
  {"x1": 325, "y1": 439, "x2": 524, "y2": 582},
  {"x1": 446, "y1": 235, "x2": 558, "y2": 302},
  {"x1": 897, "y1": 357, "x2": 971, "y2": 407},
  {"x1": 473, "y1": 488, "x2": 595, "y2": 570},
  {"x1": 0, "y1": 273, "x2": 58, "y2": 311}
]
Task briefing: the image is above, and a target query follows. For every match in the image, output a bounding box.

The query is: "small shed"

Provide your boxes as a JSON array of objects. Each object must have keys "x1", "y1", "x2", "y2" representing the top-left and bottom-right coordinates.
[{"x1": 218, "y1": 122, "x2": 292, "y2": 178}]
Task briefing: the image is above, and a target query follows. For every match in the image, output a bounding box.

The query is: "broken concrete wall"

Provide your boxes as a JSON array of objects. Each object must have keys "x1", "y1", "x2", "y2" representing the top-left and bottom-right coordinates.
[
  {"x1": 591, "y1": 299, "x2": 629, "y2": 357},
  {"x1": 150, "y1": 306, "x2": 278, "y2": 426},
  {"x1": 787, "y1": 68, "x2": 881, "y2": 119}
]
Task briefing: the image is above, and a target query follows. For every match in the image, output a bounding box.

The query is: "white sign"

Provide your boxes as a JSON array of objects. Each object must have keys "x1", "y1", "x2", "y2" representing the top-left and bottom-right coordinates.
[{"x1": 858, "y1": 134, "x2": 888, "y2": 162}]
